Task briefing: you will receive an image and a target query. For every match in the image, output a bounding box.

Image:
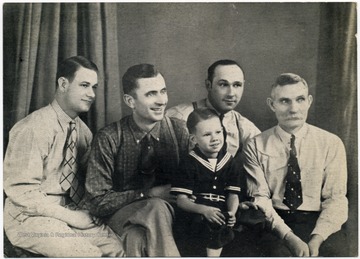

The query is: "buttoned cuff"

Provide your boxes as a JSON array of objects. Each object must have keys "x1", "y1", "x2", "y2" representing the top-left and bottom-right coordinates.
[
  {"x1": 254, "y1": 197, "x2": 292, "y2": 239},
  {"x1": 273, "y1": 221, "x2": 293, "y2": 239},
  {"x1": 311, "y1": 223, "x2": 334, "y2": 241}
]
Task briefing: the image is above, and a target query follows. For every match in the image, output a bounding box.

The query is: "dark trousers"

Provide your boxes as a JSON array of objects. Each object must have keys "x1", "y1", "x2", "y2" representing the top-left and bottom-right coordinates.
[{"x1": 256, "y1": 210, "x2": 349, "y2": 257}]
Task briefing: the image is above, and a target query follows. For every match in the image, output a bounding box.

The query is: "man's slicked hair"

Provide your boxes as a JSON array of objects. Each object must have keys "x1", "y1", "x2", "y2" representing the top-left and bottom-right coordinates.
[
  {"x1": 56, "y1": 56, "x2": 98, "y2": 88},
  {"x1": 122, "y1": 64, "x2": 161, "y2": 94},
  {"x1": 207, "y1": 59, "x2": 244, "y2": 82},
  {"x1": 187, "y1": 107, "x2": 220, "y2": 134}
]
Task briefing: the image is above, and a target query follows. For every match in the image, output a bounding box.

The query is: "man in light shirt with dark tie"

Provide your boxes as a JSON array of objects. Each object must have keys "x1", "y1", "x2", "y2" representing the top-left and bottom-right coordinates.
[
  {"x1": 4, "y1": 56, "x2": 124, "y2": 257},
  {"x1": 243, "y1": 73, "x2": 348, "y2": 256}
]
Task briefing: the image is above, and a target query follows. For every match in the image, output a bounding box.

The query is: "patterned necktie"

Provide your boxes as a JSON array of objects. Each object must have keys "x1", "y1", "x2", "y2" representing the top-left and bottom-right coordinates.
[
  {"x1": 138, "y1": 133, "x2": 158, "y2": 189},
  {"x1": 283, "y1": 134, "x2": 303, "y2": 210},
  {"x1": 139, "y1": 133, "x2": 157, "y2": 175},
  {"x1": 60, "y1": 121, "x2": 84, "y2": 205}
]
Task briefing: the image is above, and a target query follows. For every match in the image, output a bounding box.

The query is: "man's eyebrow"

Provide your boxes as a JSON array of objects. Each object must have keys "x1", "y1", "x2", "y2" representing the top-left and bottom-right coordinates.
[
  {"x1": 80, "y1": 81, "x2": 91, "y2": 84},
  {"x1": 145, "y1": 90, "x2": 158, "y2": 94},
  {"x1": 278, "y1": 97, "x2": 291, "y2": 101}
]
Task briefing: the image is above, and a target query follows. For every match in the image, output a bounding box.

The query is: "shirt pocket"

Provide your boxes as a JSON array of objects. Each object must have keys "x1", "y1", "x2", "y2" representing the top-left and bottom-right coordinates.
[
  {"x1": 260, "y1": 151, "x2": 287, "y2": 175},
  {"x1": 301, "y1": 166, "x2": 323, "y2": 199},
  {"x1": 259, "y1": 152, "x2": 288, "y2": 195}
]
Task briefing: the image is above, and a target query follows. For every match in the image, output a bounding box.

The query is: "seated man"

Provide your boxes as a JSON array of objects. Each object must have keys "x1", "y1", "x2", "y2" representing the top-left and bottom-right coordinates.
[
  {"x1": 4, "y1": 56, "x2": 124, "y2": 257},
  {"x1": 243, "y1": 73, "x2": 348, "y2": 256},
  {"x1": 85, "y1": 64, "x2": 189, "y2": 256},
  {"x1": 167, "y1": 59, "x2": 260, "y2": 158}
]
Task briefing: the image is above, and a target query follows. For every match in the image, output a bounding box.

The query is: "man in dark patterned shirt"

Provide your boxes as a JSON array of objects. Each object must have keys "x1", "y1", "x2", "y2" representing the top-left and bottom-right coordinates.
[{"x1": 85, "y1": 64, "x2": 189, "y2": 256}]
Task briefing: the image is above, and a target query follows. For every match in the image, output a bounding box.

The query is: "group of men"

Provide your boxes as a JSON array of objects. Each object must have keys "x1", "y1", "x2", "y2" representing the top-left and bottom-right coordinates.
[{"x1": 4, "y1": 56, "x2": 348, "y2": 257}]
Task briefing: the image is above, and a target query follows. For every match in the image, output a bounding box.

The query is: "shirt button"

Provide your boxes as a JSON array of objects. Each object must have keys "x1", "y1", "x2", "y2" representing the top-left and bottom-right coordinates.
[
  {"x1": 214, "y1": 177, "x2": 217, "y2": 180},
  {"x1": 213, "y1": 186, "x2": 217, "y2": 189}
]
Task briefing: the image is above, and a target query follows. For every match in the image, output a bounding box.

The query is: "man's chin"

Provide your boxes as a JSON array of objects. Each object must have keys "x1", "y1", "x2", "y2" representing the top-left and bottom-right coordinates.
[
  {"x1": 280, "y1": 122, "x2": 305, "y2": 133},
  {"x1": 218, "y1": 106, "x2": 233, "y2": 114},
  {"x1": 151, "y1": 114, "x2": 164, "y2": 122}
]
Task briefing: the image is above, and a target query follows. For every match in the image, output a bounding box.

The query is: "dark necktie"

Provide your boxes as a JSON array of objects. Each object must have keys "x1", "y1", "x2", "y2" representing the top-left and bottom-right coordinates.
[
  {"x1": 283, "y1": 134, "x2": 303, "y2": 210},
  {"x1": 138, "y1": 133, "x2": 157, "y2": 175},
  {"x1": 60, "y1": 121, "x2": 84, "y2": 205},
  {"x1": 219, "y1": 113, "x2": 227, "y2": 142}
]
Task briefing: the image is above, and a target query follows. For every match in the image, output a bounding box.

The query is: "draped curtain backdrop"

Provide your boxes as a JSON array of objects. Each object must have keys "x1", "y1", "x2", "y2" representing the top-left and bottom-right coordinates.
[
  {"x1": 315, "y1": 2, "x2": 357, "y2": 253},
  {"x1": 3, "y1": 3, "x2": 358, "y2": 255},
  {"x1": 3, "y1": 3, "x2": 123, "y2": 147}
]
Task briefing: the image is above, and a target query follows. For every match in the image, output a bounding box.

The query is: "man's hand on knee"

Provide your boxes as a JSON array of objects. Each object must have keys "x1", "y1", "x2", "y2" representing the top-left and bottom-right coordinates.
[
  {"x1": 65, "y1": 210, "x2": 99, "y2": 229},
  {"x1": 284, "y1": 231, "x2": 310, "y2": 256},
  {"x1": 147, "y1": 184, "x2": 176, "y2": 203}
]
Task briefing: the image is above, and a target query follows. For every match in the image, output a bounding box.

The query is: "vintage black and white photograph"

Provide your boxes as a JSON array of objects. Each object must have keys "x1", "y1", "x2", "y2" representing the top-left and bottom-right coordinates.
[{"x1": 3, "y1": 2, "x2": 357, "y2": 257}]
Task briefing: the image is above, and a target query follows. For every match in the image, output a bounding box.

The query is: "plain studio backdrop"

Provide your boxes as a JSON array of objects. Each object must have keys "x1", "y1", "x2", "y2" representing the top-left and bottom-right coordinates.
[{"x1": 3, "y1": 2, "x2": 357, "y2": 256}]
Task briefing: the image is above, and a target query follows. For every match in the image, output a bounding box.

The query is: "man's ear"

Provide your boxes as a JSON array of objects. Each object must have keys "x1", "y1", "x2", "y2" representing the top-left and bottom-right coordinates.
[
  {"x1": 205, "y1": 79, "x2": 212, "y2": 91},
  {"x1": 189, "y1": 134, "x2": 196, "y2": 144},
  {"x1": 266, "y1": 97, "x2": 276, "y2": 112},
  {"x1": 123, "y1": 94, "x2": 135, "y2": 109},
  {"x1": 57, "y1": 77, "x2": 68, "y2": 92},
  {"x1": 308, "y1": 94, "x2": 313, "y2": 107}
]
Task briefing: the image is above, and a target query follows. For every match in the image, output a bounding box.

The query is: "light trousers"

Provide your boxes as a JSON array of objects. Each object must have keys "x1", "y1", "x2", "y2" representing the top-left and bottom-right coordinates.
[
  {"x1": 107, "y1": 197, "x2": 180, "y2": 256},
  {"x1": 4, "y1": 200, "x2": 124, "y2": 257}
]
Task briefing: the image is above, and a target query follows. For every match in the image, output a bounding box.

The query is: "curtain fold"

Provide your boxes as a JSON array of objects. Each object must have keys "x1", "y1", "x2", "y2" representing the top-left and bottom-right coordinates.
[
  {"x1": 30, "y1": 4, "x2": 61, "y2": 112},
  {"x1": 316, "y1": 3, "x2": 357, "y2": 255},
  {"x1": 3, "y1": 3, "x2": 123, "y2": 142},
  {"x1": 13, "y1": 4, "x2": 42, "y2": 125}
]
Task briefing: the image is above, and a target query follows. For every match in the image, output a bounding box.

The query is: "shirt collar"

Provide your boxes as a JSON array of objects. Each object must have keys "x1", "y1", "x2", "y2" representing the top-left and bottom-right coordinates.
[
  {"x1": 276, "y1": 123, "x2": 308, "y2": 146},
  {"x1": 205, "y1": 98, "x2": 233, "y2": 118},
  {"x1": 129, "y1": 115, "x2": 161, "y2": 143},
  {"x1": 51, "y1": 100, "x2": 77, "y2": 132}
]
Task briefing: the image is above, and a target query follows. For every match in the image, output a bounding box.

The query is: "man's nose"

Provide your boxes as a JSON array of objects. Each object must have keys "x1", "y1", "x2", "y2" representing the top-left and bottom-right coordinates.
[
  {"x1": 227, "y1": 86, "x2": 236, "y2": 96},
  {"x1": 155, "y1": 93, "x2": 168, "y2": 105},
  {"x1": 289, "y1": 102, "x2": 299, "y2": 113},
  {"x1": 87, "y1": 87, "x2": 96, "y2": 98}
]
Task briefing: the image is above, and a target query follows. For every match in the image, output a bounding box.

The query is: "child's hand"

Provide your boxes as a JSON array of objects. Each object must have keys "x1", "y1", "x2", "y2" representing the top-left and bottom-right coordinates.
[
  {"x1": 227, "y1": 211, "x2": 236, "y2": 227},
  {"x1": 202, "y1": 207, "x2": 226, "y2": 225}
]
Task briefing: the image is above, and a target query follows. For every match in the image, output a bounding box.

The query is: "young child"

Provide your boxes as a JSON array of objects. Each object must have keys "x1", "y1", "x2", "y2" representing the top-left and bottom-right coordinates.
[{"x1": 171, "y1": 107, "x2": 241, "y2": 257}]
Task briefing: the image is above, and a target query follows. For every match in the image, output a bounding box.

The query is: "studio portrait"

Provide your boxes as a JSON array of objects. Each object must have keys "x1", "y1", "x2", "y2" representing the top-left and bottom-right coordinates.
[{"x1": 3, "y1": 2, "x2": 357, "y2": 257}]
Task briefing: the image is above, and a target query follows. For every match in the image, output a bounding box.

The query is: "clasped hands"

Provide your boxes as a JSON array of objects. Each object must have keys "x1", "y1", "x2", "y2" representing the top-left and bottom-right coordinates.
[{"x1": 201, "y1": 207, "x2": 236, "y2": 227}]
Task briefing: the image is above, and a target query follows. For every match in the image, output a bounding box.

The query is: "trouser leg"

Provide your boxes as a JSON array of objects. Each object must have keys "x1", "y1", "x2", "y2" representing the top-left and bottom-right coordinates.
[
  {"x1": 4, "y1": 215, "x2": 102, "y2": 257},
  {"x1": 107, "y1": 197, "x2": 180, "y2": 256}
]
